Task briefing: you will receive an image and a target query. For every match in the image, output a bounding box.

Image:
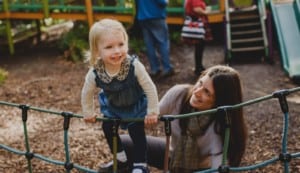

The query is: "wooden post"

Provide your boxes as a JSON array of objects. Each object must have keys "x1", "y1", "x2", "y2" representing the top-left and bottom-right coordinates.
[
  {"x1": 220, "y1": 0, "x2": 225, "y2": 12},
  {"x1": 3, "y1": 0, "x2": 14, "y2": 54},
  {"x1": 85, "y1": 0, "x2": 94, "y2": 28},
  {"x1": 42, "y1": 0, "x2": 49, "y2": 18}
]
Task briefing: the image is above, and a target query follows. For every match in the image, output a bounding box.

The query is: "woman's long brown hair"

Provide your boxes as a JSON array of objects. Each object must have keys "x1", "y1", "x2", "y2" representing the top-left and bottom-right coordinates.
[
  {"x1": 207, "y1": 65, "x2": 247, "y2": 166},
  {"x1": 180, "y1": 65, "x2": 247, "y2": 166}
]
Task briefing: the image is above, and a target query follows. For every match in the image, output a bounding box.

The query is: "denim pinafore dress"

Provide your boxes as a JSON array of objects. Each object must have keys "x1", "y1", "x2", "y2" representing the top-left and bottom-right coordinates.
[{"x1": 93, "y1": 56, "x2": 147, "y2": 128}]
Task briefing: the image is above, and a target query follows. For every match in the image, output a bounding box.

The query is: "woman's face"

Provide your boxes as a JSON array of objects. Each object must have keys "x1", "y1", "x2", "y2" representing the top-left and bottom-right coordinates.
[
  {"x1": 97, "y1": 30, "x2": 128, "y2": 68},
  {"x1": 189, "y1": 73, "x2": 216, "y2": 110}
]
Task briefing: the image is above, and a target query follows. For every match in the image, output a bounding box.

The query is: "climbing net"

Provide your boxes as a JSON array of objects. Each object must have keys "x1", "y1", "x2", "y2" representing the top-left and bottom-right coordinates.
[{"x1": 1, "y1": 87, "x2": 300, "y2": 173}]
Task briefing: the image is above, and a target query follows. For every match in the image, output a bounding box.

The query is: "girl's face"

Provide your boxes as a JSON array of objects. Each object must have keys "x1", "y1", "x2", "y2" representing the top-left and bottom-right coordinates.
[
  {"x1": 97, "y1": 30, "x2": 128, "y2": 67},
  {"x1": 190, "y1": 73, "x2": 216, "y2": 110}
]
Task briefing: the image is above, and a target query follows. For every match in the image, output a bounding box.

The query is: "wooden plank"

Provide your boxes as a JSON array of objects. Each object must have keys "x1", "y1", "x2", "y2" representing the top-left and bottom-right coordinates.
[
  {"x1": 8, "y1": 12, "x2": 44, "y2": 19},
  {"x1": 94, "y1": 13, "x2": 134, "y2": 23},
  {"x1": 166, "y1": 16, "x2": 184, "y2": 25},
  {"x1": 165, "y1": 13, "x2": 224, "y2": 25},
  {"x1": 208, "y1": 13, "x2": 225, "y2": 23},
  {"x1": 85, "y1": 0, "x2": 94, "y2": 28},
  {"x1": 0, "y1": 13, "x2": 8, "y2": 19},
  {"x1": 50, "y1": 13, "x2": 87, "y2": 20}
]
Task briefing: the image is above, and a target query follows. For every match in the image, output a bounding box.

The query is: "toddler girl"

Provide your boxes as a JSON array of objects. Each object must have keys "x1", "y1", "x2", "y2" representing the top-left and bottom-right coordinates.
[{"x1": 81, "y1": 18, "x2": 159, "y2": 173}]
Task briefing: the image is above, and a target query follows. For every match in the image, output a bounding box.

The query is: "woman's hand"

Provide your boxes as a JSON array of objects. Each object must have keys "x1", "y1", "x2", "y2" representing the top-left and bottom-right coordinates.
[
  {"x1": 83, "y1": 114, "x2": 97, "y2": 123},
  {"x1": 144, "y1": 113, "x2": 158, "y2": 126}
]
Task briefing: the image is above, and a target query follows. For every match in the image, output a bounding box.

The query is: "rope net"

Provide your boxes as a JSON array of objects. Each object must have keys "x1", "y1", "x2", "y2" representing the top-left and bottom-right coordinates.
[{"x1": 0, "y1": 87, "x2": 300, "y2": 173}]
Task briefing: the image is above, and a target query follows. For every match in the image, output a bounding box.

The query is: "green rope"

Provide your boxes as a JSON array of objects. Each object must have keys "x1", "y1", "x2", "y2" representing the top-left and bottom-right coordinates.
[
  {"x1": 64, "y1": 130, "x2": 72, "y2": 173},
  {"x1": 229, "y1": 157, "x2": 279, "y2": 172},
  {"x1": 222, "y1": 127, "x2": 230, "y2": 165},
  {"x1": 112, "y1": 120, "x2": 120, "y2": 173},
  {"x1": 292, "y1": 152, "x2": 300, "y2": 158},
  {"x1": 0, "y1": 144, "x2": 26, "y2": 155},
  {"x1": 282, "y1": 112, "x2": 290, "y2": 173},
  {"x1": 20, "y1": 105, "x2": 33, "y2": 173}
]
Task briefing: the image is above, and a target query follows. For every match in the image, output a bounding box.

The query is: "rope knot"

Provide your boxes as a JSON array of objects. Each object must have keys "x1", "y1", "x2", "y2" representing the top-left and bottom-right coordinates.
[
  {"x1": 64, "y1": 162, "x2": 74, "y2": 171},
  {"x1": 218, "y1": 165, "x2": 230, "y2": 173},
  {"x1": 25, "y1": 152, "x2": 34, "y2": 160},
  {"x1": 61, "y1": 112, "x2": 73, "y2": 130},
  {"x1": 19, "y1": 104, "x2": 30, "y2": 122},
  {"x1": 272, "y1": 89, "x2": 289, "y2": 113},
  {"x1": 279, "y1": 153, "x2": 292, "y2": 163}
]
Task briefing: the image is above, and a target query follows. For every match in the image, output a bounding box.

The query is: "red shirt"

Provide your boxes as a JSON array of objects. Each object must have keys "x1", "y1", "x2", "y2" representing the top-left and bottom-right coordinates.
[{"x1": 185, "y1": 0, "x2": 206, "y2": 17}]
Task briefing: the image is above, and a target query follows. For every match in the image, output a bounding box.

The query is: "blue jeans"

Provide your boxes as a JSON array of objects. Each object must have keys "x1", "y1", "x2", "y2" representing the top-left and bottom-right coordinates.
[
  {"x1": 98, "y1": 92, "x2": 147, "y2": 129},
  {"x1": 139, "y1": 19, "x2": 173, "y2": 73}
]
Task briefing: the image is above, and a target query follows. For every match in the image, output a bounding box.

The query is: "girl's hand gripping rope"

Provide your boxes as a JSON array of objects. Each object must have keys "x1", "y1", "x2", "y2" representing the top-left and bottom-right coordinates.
[
  {"x1": 144, "y1": 113, "x2": 158, "y2": 127},
  {"x1": 83, "y1": 114, "x2": 98, "y2": 123}
]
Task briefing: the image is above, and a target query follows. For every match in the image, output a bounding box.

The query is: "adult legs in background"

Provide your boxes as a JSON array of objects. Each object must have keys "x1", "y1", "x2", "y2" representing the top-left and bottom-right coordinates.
[
  {"x1": 140, "y1": 20, "x2": 160, "y2": 74},
  {"x1": 152, "y1": 19, "x2": 173, "y2": 74},
  {"x1": 139, "y1": 19, "x2": 173, "y2": 75},
  {"x1": 194, "y1": 40, "x2": 206, "y2": 75}
]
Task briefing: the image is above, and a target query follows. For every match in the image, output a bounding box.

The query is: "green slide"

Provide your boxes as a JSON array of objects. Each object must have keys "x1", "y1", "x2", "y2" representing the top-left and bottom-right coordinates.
[{"x1": 270, "y1": 0, "x2": 300, "y2": 80}]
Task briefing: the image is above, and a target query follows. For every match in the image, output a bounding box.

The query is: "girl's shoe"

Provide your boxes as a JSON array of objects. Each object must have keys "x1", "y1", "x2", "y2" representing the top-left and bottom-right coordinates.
[
  {"x1": 98, "y1": 160, "x2": 130, "y2": 173},
  {"x1": 132, "y1": 166, "x2": 149, "y2": 173},
  {"x1": 161, "y1": 68, "x2": 175, "y2": 77},
  {"x1": 149, "y1": 70, "x2": 161, "y2": 78}
]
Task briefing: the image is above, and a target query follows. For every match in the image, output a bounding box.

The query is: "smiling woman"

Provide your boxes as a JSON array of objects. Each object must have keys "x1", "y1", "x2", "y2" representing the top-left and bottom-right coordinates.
[{"x1": 120, "y1": 65, "x2": 248, "y2": 173}]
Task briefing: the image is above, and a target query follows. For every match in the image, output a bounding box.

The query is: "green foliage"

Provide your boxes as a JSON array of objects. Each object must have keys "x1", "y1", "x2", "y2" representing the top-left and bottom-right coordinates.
[
  {"x1": 233, "y1": 0, "x2": 253, "y2": 7},
  {"x1": 0, "y1": 68, "x2": 8, "y2": 85},
  {"x1": 58, "y1": 21, "x2": 89, "y2": 62},
  {"x1": 0, "y1": 21, "x2": 6, "y2": 38},
  {"x1": 170, "y1": 29, "x2": 182, "y2": 45},
  {"x1": 129, "y1": 37, "x2": 145, "y2": 54},
  {"x1": 169, "y1": 0, "x2": 184, "y2": 7}
]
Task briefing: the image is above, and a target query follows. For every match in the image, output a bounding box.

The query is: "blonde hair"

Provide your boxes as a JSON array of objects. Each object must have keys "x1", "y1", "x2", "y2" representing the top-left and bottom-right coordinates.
[{"x1": 87, "y1": 18, "x2": 129, "y2": 66}]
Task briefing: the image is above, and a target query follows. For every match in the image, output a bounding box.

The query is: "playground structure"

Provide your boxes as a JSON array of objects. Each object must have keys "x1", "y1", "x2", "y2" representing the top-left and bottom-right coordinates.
[
  {"x1": 1, "y1": 1, "x2": 300, "y2": 172},
  {"x1": 0, "y1": 0, "x2": 225, "y2": 55},
  {"x1": 225, "y1": 0, "x2": 300, "y2": 82},
  {"x1": 224, "y1": 0, "x2": 271, "y2": 62},
  {"x1": 270, "y1": 0, "x2": 300, "y2": 81},
  {"x1": 0, "y1": 87, "x2": 300, "y2": 173},
  {"x1": 0, "y1": 0, "x2": 300, "y2": 79}
]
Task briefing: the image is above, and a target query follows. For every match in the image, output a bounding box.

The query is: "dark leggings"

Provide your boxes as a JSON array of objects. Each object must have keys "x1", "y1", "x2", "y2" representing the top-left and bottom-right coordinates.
[
  {"x1": 194, "y1": 40, "x2": 205, "y2": 71},
  {"x1": 102, "y1": 122, "x2": 147, "y2": 163},
  {"x1": 120, "y1": 134, "x2": 166, "y2": 169},
  {"x1": 120, "y1": 135, "x2": 209, "y2": 172}
]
